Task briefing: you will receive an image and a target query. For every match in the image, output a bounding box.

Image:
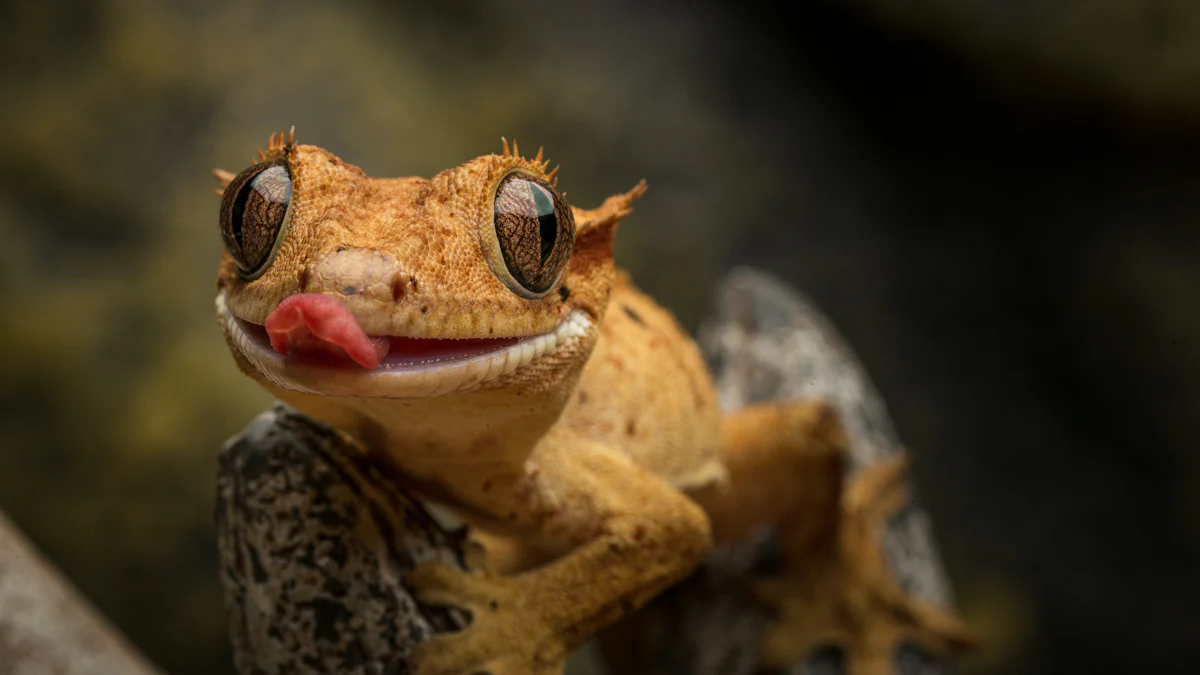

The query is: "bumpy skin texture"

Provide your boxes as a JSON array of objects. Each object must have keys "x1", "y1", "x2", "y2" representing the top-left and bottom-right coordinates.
[{"x1": 213, "y1": 131, "x2": 976, "y2": 675}]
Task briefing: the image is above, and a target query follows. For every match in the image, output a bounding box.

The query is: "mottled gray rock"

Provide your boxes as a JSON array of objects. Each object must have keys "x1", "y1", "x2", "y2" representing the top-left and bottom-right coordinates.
[
  {"x1": 702, "y1": 268, "x2": 956, "y2": 614},
  {"x1": 216, "y1": 405, "x2": 468, "y2": 675}
]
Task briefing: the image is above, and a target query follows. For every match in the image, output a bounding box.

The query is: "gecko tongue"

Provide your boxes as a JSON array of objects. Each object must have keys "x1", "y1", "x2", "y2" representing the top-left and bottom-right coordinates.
[{"x1": 264, "y1": 294, "x2": 390, "y2": 369}]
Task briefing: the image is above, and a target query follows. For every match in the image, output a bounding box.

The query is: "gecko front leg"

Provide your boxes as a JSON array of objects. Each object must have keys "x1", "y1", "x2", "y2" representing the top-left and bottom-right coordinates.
[{"x1": 405, "y1": 438, "x2": 712, "y2": 675}]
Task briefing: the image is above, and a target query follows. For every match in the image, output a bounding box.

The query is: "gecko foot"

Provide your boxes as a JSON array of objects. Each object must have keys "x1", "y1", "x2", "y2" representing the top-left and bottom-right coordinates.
[
  {"x1": 754, "y1": 454, "x2": 978, "y2": 675},
  {"x1": 405, "y1": 562, "x2": 569, "y2": 675}
]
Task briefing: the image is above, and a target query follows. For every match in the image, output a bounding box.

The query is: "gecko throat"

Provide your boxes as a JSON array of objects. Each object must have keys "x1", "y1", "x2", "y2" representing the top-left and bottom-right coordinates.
[{"x1": 216, "y1": 290, "x2": 590, "y2": 398}]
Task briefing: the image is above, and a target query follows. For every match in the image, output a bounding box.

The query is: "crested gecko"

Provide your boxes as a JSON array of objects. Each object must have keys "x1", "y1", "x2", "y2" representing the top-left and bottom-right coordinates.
[{"x1": 212, "y1": 129, "x2": 976, "y2": 675}]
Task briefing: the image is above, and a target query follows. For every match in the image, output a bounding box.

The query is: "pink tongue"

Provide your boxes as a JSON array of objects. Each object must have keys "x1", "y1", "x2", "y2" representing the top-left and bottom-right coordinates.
[{"x1": 264, "y1": 294, "x2": 390, "y2": 369}]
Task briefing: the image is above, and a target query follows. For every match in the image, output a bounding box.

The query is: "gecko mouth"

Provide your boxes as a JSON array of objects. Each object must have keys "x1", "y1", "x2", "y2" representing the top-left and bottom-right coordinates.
[{"x1": 216, "y1": 290, "x2": 590, "y2": 398}]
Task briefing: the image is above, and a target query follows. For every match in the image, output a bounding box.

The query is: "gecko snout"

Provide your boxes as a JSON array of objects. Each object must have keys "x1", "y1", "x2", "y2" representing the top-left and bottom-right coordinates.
[{"x1": 302, "y1": 246, "x2": 406, "y2": 304}]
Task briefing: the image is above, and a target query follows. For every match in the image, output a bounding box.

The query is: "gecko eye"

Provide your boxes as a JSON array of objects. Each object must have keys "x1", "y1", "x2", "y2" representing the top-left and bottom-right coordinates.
[
  {"x1": 219, "y1": 158, "x2": 294, "y2": 279},
  {"x1": 489, "y1": 172, "x2": 575, "y2": 297}
]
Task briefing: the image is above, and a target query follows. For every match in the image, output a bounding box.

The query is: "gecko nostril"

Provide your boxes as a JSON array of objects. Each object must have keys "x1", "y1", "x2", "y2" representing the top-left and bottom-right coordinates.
[{"x1": 391, "y1": 275, "x2": 418, "y2": 304}]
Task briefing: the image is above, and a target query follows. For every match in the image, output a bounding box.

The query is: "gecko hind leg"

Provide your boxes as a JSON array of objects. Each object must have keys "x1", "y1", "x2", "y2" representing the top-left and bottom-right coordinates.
[{"x1": 689, "y1": 401, "x2": 978, "y2": 675}]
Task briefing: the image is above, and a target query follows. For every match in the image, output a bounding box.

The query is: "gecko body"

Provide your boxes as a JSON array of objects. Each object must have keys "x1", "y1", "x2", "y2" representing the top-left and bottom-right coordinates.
[{"x1": 213, "y1": 130, "x2": 976, "y2": 675}]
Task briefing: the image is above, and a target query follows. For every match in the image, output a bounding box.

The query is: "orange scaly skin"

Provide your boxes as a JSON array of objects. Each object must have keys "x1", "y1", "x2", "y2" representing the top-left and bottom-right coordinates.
[{"x1": 213, "y1": 130, "x2": 977, "y2": 675}]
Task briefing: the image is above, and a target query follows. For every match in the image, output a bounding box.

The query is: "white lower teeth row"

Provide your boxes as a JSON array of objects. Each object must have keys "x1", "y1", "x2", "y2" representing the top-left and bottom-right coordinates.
[{"x1": 489, "y1": 312, "x2": 591, "y2": 379}]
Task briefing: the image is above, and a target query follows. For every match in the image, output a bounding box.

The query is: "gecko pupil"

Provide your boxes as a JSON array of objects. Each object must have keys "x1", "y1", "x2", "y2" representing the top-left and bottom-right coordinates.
[
  {"x1": 493, "y1": 173, "x2": 575, "y2": 295},
  {"x1": 531, "y1": 183, "x2": 557, "y2": 264},
  {"x1": 219, "y1": 159, "x2": 293, "y2": 278}
]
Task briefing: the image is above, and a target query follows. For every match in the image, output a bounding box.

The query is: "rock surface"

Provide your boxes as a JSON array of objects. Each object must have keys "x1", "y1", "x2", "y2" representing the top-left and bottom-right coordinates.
[{"x1": 216, "y1": 405, "x2": 468, "y2": 675}]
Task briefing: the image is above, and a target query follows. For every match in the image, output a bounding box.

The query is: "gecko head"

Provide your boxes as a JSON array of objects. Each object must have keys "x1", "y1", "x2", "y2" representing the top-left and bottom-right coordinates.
[{"x1": 213, "y1": 129, "x2": 645, "y2": 401}]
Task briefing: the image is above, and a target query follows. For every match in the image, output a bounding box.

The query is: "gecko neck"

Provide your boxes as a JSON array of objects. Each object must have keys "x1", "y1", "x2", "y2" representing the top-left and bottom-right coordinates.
[{"x1": 269, "y1": 383, "x2": 575, "y2": 472}]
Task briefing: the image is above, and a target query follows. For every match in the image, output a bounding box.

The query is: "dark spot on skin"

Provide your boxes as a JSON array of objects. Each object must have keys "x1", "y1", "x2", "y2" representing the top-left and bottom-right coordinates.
[
  {"x1": 337, "y1": 246, "x2": 347, "y2": 253},
  {"x1": 297, "y1": 267, "x2": 310, "y2": 291},
  {"x1": 578, "y1": 391, "x2": 588, "y2": 404},
  {"x1": 343, "y1": 286, "x2": 358, "y2": 295},
  {"x1": 608, "y1": 542, "x2": 622, "y2": 554},
  {"x1": 392, "y1": 278, "x2": 407, "y2": 303},
  {"x1": 449, "y1": 212, "x2": 456, "y2": 218},
  {"x1": 508, "y1": 512, "x2": 517, "y2": 521},
  {"x1": 482, "y1": 480, "x2": 492, "y2": 492},
  {"x1": 633, "y1": 524, "x2": 646, "y2": 542},
  {"x1": 622, "y1": 305, "x2": 645, "y2": 326},
  {"x1": 489, "y1": 601, "x2": 499, "y2": 610},
  {"x1": 329, "y1": 157, "x2": 339, "y2": 165},
  {"x1": 421, "y1": 306, "x2": 428, "y2": 314},
  {"x1": 410, "y1": 276, "x2": 418, "y2": 289},
  {"x1": 626, "y1": 420, "x2": 637, "y2": 436},
  {"x1": 488, "y1": 327, "x2": 494, "y2": 335},
  {"x1": 558, "y1": 285, "x2": 570, "y2": 301}
]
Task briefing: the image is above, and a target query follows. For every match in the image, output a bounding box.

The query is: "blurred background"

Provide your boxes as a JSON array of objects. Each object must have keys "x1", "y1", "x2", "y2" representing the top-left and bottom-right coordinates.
[{"x1": 1, "y1": 0, "x2": 1198, "y2": 673}]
